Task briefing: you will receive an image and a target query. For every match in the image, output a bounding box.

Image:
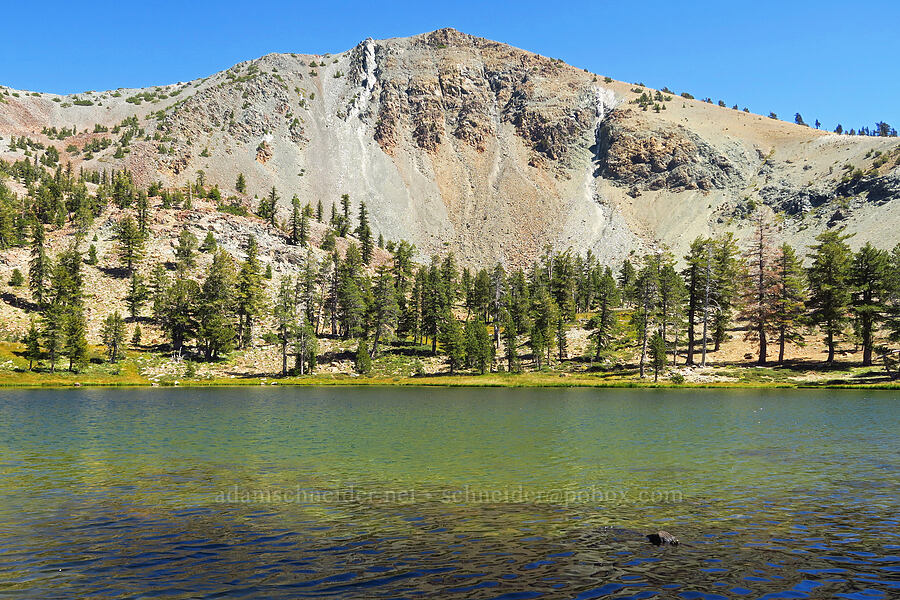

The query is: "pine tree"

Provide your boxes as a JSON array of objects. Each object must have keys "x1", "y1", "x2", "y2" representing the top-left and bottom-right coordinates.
[
  {"x1": 86, "y1": 244, "x2": 98, "y2": 265},
  {"x1": 23, "y1": 319, "x2": 41, "y2": 370},
  {"x1": 356, "y1": 201, "x2": 373, "y2": 263},
  {"x1": 125, "y1": 271, "x2": 148, "y2": 319},
  {"x1": 136, "y1": 191, "x2": 150, "y2": 238},
  {"x1": 739, "y1": 211, "x2": 778, "y2": 364},
  {"x1": 29, "y1": 220, "x2": 50, "y2": 307},
  {"x1": 807, "y1": 229, "x2": 853, "y2": 363},
  {"x1": 849, "y1": 242, "x2": 890, "y2": 366},
  {"x1": 63, "y1": 308, "x2": 88, "y2": 372},
  {"x1": 132, "y1": 324, "x2": 142, "y2": 347},
  {"x1": 236, "y1": 173, "x2": 246, "y2": 194},
  {"x1": 200, "y1": 231, "x2": 217, "y2": 253},
  {"x1": 339, "y1": 194, "x2": 351, "y2": 236},
  {"x1": 115, "y1": 214, "x2": 144, "y2": 273},
  {"x1": 682, "y1": 236, "x2": 710, "y2": 365},
  {"x1": 502, "y1": 309, "x2": 519, "y2": 372},
  {"x1": 465, "y1": 318, "x2": 494, "y2": 374},
  {"x1": 618, "y1": 259, "x2": 636, "y2": 306},
  {"x1": 772, "y1": 243, "x2": 806, "y2": 364},
  {"x1": 711, "y1": 233, "x2": 741, "y2": 351},
  {"x1": 174, "y1": 228, "x2": 199, "y2": 272},
  {"x1": 273, "y1": 275, "x2": 298, "y2": 376},
  {"x1": 590, "y1": 267, "x2": 619, "y2": 364},
  {"x1": 197, "y1": 250, "x2": 238, "y2": 360},
  {"x1": 370, "y1": 267, "x2": 399, "y2": 357},
  {"x1": 236, "y1": 236, "x2": 265, "y2": 348},
  {"x1": 649, "y1": 332, "x2": 667, "y2": 382},
  {"x1": 290, "y1": 195, "x2": 302, "y2": 245},
  {"x1": 159, "y1": 279, "x2": 200, "y2": 354},
  {"x1": 316, "y1": 198, "x2": 323, "y2": 222},
  {"x1": 41, "y1": 302, "x2": 65, "y2": 372},
  {"x1": 355, "y1": 338, "x2": 372, "y2": 374},
  {"x1": 442, "y1": 317, "x2": 466, "y2": 374},
  {"x1": 632, "y1": 257, "x2": 660, "y2": 377},
  {"x1": 101, "y1": 311, "x2": 127, "y2": 362}
]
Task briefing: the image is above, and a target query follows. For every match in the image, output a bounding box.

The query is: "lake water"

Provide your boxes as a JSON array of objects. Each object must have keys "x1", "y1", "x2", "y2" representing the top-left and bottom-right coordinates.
[{"x1": 0, "y1": 387, "x2": 897, "y2": 599}]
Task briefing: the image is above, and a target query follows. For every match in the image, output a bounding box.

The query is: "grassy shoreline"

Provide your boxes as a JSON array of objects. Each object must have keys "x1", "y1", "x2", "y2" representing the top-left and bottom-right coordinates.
[{"x1": 1, "y1": 371, "x2": 897, "y2": 390}]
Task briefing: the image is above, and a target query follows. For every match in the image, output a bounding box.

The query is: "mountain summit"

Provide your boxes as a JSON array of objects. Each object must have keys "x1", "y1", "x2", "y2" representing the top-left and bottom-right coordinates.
[{"x1": 2, "y1": 28, "x2": 898, "y2": 265}]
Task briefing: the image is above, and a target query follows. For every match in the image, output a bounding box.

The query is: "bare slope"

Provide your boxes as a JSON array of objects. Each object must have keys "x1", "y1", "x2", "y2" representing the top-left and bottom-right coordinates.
[{"x1": 2, "y1": 28, "x2": 899, "y2": 265}]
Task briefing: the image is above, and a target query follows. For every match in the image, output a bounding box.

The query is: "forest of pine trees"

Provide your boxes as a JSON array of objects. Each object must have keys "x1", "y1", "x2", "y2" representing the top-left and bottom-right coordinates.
[{"x1": 2, "y1": 153, "x2": 900, "y2": 380}]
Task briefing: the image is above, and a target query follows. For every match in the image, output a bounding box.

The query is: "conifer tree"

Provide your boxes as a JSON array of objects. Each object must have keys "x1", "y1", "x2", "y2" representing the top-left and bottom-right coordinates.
[
  {"x1": 807, "y1": 229, "x2": 853, "y2": 363},
  {"x1": 356, "y1": 201, "x2": 373, "y2": 263},
  {"x1": 125, "y1": 271, "x2": 148, "y2": 319},
  {"x1": 290, "y1": 195, "x2": 302, "y2": 245},
  {"x1": 174, "y1": 228, "x2": 199, "y2": 272},
  {"x1": 739, "y1": 211, "x2": 778, "y2": 364},
  {"x1": 502, "y1": 309, "x2": 519, "y2": 373},
  {"x1": 682, "y1": 236, "x2": 710, "y2": 365},
  {"x1": 197, "y1": 250, "x2": 237, "y2": 360},
  {"x1": 849, "y1": 242, "x2": 890, "y2": 366},
  {"x1": 236, "y1": 237, "x2": 265, "y2": 348},
  {"x1": 465, "y1": 317, "x2": 494, "y2": 374},
  {"x1": 101, "y1": 311, "x2": 127, "y2": 363},
  {"x1": 235, "y1": 173, "x2": 246, "y2": 194},
  {"x1": 273, "y1": 275, "x2": 298, "y2": 376},
  {"x1": 159, "y1": 279, "x2": 200, "y2": 354},
  {"x1": 355, "y1": 338, "x2": 372, "y2": 374},
  {"x1": 200, "y1": 231, "x2": 217, "y2": 253},
  {"x1": 132, "y1": 324, "x2": 142, "y2": 347},
  {"x1": 316, "y1": 198, "x2": 323, "y2": 222},
  {"x1": 115, "y1": 214, "x2": 143, "y2": 274},
  {"x1": 337, "y1": 243, "x2": 368, "y2": 339},
  {"x1": 772, "y1": 243, "x2": 806, "y2": 364},
  {"x1": 632, "y1": 257, "x2": 660, "y2": 377},
  {"x1": 442, "y1": 317, "x2": 466, "y2": 374},
  {"x1": 711, "y1": 233, "x2": 741, "y2": 351},
  {"x1": 29, "y1": 220, "x2": 50, "y2": 307},
  {"x1": 370, "y1": 266, "x2": 399, "y2": 357},
  {"x1": 649, "y1": 332, "x2": 667, "y2": 382},
  {"x1": 618, "y1": 258, "x2": 636, "y2": 306},
  {"x1": 24, "y1": 319, "x2": 41, "y2": 370}
]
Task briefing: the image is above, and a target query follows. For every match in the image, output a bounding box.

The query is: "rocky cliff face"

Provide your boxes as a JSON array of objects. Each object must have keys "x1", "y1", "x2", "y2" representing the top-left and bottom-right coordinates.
[{"x1": 2, "y1": 28, "x2": 900, "y2": 265}]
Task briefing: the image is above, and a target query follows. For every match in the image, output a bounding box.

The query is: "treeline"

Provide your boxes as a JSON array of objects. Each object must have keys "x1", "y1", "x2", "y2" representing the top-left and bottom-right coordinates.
[{"x1": 3, "y1": 156, "x2": 900, "y2": 378}]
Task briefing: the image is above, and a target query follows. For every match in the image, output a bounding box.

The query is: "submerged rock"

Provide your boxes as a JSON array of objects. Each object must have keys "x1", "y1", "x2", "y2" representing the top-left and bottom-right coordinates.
[{"x1": 647, "y1": 530, "x2": 679, "y2": 546}]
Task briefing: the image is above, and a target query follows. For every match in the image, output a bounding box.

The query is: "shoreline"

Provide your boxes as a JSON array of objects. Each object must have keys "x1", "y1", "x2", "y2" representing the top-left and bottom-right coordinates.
[{"x1": 2, "y1": 373, "x2": 897, "y2": 390}]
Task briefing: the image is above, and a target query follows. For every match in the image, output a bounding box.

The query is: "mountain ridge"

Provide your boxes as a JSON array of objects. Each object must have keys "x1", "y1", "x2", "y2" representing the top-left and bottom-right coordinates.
[{"x1": 2, "y1": 28, "x2": 899, "y2": 267}]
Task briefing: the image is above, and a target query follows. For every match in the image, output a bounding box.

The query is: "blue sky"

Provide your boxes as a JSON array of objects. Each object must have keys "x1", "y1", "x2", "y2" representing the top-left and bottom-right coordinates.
[{"x1": 2, "y1": 0, "x2": 896, "y2": 131}]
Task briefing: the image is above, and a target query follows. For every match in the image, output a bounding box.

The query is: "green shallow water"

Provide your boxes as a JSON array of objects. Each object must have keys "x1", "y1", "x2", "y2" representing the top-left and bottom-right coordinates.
[{"x1": 0, "y1": 387, "x2": 897, "y2": 598}]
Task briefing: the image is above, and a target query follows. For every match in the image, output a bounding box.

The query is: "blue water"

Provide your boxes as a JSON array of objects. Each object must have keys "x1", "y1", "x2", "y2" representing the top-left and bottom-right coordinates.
[{"x1": 0, "y1": 387, "x2": 897, "y2": 598}]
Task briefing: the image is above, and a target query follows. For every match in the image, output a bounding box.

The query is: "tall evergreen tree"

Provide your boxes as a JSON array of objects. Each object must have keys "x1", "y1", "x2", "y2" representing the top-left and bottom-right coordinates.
[
  {"x1": 369, "y1": 267, "x2": 399, "y2": 357},
  {"x1": 465, "y1": 318, "x2": 494, "y2": 374},
  {"x1": 356, "y1": 201, "x2": 373, "y2": 264},
  {"x1": 632, "y1": 257, "x2": 660, "y2": 377},
  {"x1": 236, "y1": 236, "x2": 265, "y2": 348},
  {"x1": 772, "y1": 243, "x2": 807, "y2": 364},
  {"x1": 442, "y1": 317, "x2": 466, "y2": 374},
  {"x1": 290, "y1": 195, "x2": 302, "y2": 245},
  {"x1": 125, "y1": 271, "x2": 148, "y2": 319},
  {"x1": 115, "y1": 214, "x2": 144, "y2": 274},
  {"x1": 807, "y1": 229, "x2": 853, "y2": 363},
  {"x1": 174, "y1": 228, "x2": 198, "y2": 273},
  {"x1": 197, "y1": 250, "x2": 237, "y2": 360},
  {"x1": 29, "y1": 220, "x2": 50, "y2": 307},
  {"x1": 649, "y1": 332, "x2": 667, "y2": 382},
  {"x1": 711, "y1": 233, "x2": 742, "y2": 351},
  {"x1": 235, "y1": 173, "x2": 246, "y2": 194},
  {"x1": 681, "y1": 236, "x2": 710, "y2": 365},
  {"x1": 273, "y1": 275, "x2": 298, "y2": 376},
  {"x1": 849, "y1": 242, "x2": 890, "y2": 366},
  {"x1": 101, "y1": 311, "x2": 127, "y2": 363},
  {"x1": 24, "y1": 319, "x2": 42, "y2": 370},
  {"x1": 739, "y1": 212, "x2": 778, "y2": 364}
]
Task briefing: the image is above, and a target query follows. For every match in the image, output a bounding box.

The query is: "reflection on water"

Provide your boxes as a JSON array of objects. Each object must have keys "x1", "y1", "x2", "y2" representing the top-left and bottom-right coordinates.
[{"x1": 0, "y1": 387, "x2": 898, "y2": 598}]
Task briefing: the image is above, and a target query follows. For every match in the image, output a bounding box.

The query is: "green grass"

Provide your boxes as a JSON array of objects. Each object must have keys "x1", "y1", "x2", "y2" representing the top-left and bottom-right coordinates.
[{"x1": 1, "y1": 341, "x2": 897, "y2": 390}]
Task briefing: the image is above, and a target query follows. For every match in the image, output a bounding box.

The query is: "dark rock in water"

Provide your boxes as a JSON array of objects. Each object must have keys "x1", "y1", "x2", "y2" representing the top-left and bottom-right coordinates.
[{"x1": 647, "y1": 530, "x2": 679, "y2": 546}]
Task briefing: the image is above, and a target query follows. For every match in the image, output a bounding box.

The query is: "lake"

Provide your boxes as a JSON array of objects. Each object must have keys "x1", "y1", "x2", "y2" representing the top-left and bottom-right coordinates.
[{"x1": 0, "y1": 387, "x2": 897, "y2": 598}]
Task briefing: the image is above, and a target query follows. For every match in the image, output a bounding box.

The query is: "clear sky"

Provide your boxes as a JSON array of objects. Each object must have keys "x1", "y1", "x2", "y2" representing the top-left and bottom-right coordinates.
[{"x1": 2, "y1": 0, "x2": 896, "y2": 132}]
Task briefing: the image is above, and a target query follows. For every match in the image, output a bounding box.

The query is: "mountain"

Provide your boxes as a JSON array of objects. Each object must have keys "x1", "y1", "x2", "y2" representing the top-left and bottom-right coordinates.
[{"x1": 2, "y1": 27, "x2": 899, "y2": 266}]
